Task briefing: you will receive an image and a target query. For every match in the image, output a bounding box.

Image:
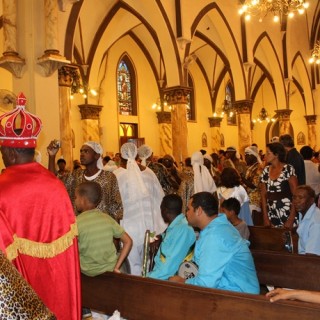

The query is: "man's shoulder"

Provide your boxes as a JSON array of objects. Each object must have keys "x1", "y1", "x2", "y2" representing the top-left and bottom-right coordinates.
[{"x1": 311, "y1": 206, "x2": 320, "y2": 222}]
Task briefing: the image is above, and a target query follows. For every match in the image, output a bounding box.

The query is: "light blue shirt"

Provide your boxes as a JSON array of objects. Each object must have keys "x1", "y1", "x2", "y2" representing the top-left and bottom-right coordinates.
[
  {"x1": 186, "y1": 214, "x2": 259, "y2": 294},
  {"x1": 297, "y1": 203, "x2": 320, "y2": 255},
  {"x1": 147, "y1": 214, "x2": 196, "y2": 280}
]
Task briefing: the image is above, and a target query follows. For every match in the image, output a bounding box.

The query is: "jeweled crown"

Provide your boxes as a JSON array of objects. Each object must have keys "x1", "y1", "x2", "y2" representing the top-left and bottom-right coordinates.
[{"x1": 0, "y1": 92, "x2": 42, "y2": 148}]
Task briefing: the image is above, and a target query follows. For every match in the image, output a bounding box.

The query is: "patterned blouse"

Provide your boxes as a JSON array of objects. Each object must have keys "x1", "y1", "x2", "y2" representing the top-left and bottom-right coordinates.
[
  {"x1": 260, "y1": 164, "x2": 297, "y2": 227},
  {"x1": 63, "y1": 169, "x2": 123, "y2": 221}
]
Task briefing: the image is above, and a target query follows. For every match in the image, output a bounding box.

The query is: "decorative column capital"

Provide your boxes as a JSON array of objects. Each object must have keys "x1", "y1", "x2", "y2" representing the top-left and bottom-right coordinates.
[
  {"x1": 275, "y1": 109, "x2": 292, "y2": 121},
  {"x1": 38, "y1": 50, "x2": 70, "y2": 77},
  {"x1": 78, "y1": 104, "x2": 103, "y2": 120},
  {"x1": 163, "y1": 86, "x2": 191, "y2": 105},
  {"x1": 305, "y1": 115, "x2": 317, "y2": 125},
  {"x1": 208, "y1": 116, "x2": 223, "y2": 127},
  {"x1": 233, "y1": 99, "x2": 252, "y2": 114},
  {"x1": 58, "y1": 65, "x2": 80, "y2": 88},
  {"x1": 156, "y1": 111, "x2": 171, "y2": 124},
  {"x1": 0, "y1": 52, "x2": 25, "y2": 78}
]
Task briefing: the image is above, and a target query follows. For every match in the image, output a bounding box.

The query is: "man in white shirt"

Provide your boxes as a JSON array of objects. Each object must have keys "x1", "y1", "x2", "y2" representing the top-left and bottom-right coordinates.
[{"x1": 293, "y1": 185, "x2": 320, "y2": 255}]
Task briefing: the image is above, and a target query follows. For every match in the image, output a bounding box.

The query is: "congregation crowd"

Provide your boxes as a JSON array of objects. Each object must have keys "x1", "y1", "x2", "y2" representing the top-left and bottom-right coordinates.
[{"x1": 0, "y1": 93, "x2": 320, "y2": 319}]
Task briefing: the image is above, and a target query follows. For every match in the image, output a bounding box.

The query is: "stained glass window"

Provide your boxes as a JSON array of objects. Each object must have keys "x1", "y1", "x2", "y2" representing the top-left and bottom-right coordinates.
[
  {"x1": 117, "y1": 58, "x2": 136, "y2": 115},
  {"x1": 187, "y1": 73, "x2": 195, "y2": 121}
]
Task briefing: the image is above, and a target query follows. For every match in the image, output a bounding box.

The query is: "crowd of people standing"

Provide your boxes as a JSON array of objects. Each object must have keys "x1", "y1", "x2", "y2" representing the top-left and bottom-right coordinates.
[{"x1": 1, "y1": 93, "x2": 320, "y2": 319}]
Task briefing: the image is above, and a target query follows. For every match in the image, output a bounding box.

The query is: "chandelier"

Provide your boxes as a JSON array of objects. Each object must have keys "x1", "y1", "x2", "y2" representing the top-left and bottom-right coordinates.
[
  {"x1": 70, "y1": 83, "x2": 98, "y2": 101},
  {"x1": 309, "y1": 41, "x2": 320, "y2": 64},
  {"x1": 252, "y1": 107, "x2": 276, "y2": 123},
  {"x1": 151, "y1": 97, "x2": 169, "y2": 111},
  {"x1": 213, "y1": 99, "x2": 235, "y2": 118},
  {"x1": 239, "y1": 0, "x2": 309, "y2": 23}
]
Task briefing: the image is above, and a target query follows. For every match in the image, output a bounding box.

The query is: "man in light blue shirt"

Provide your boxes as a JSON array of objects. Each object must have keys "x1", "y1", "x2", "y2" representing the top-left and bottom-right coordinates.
[
  {"x1": 293, "y1": 185, "x2": 320, "y2": 255},
  {"x1": 147, "y1": 194, "x2": 196, "y2": 280},
  {"x1": 169, "y1": 191, "x2": 259, "y2": 294}
]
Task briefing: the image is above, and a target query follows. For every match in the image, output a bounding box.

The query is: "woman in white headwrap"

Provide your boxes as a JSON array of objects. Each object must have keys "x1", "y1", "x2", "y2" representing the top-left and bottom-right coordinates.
[
  {"x1": 138, "y1": 145, "x2": 180, "y2": 195},
  {"x1": 191, "y1": 151, "x2": 217, "y2": 194},
  {"x1": 113, "y1": 142, "x2": 167, "y2": 275},
  {"x1": 178, "y1": 152, "x2": 217, "y2": 213}
]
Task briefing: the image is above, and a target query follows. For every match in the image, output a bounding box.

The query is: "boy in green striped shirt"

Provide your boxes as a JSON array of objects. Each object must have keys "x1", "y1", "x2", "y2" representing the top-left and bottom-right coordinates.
[{"x1": 76, "y1": 181, "x2": 132, "y2": 276}]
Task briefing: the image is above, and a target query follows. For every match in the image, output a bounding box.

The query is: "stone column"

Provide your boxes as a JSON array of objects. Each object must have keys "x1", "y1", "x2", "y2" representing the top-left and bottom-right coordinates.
[
  {"x1": 37, "y1": 0, "x2": 70, "y2": 76},
  {"x1": 208, "y1": 117, "x2": 223, "y2": 153},
  {"x1": 58, "y1": 66, "x2": 79, "y2": 170},
  {"x1": 233, "y1": 100, "x2": 253, "y2": 155},
  {"x1": 0, "y1": 0, "x2": 25, "y2": 77},
  {"x1": 305, "y1": 115, "x2": 317, "y2": 150},
  {"x1": 164, "y1": 86, "x2": 190, "y2": 163},
  {"x1": 275, "y1": 109, "x2": 292, "y2": 136},
  {"x1": 156, "y1": 111, "x2": 172, "y2": 157},
  {"x1": 78, "y1": 104, "x2": 103, "y2": 142}
]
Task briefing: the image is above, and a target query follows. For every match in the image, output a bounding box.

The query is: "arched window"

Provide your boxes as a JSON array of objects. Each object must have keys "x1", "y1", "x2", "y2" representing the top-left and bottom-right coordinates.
[
  {"x1": 225, "y1": 81, "x2": 236, "y2": 125},
  {"x1": 117, "y1": 56, "x2": 137, "y2": 115},
  {"x1": 187, "y1": 73, "x2": 195, "y2": 121}
]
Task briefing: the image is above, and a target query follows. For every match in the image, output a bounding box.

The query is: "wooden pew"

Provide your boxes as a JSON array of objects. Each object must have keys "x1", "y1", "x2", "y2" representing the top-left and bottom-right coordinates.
[
  {"x1": 249, "y1": 226, "x2": 299, "y2": 253},
  {"x1": 81, "y1": 272, "x2": 320, "y2": 319},
  {"x1": 252, "y1": 250, "x2": 320, "y2": 291}
]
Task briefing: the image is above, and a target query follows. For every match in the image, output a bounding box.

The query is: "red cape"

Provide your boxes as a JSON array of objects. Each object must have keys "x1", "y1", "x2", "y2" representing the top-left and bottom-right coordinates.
[{"x1": 0, "y1": 162, "x2": 81, "y2": 320}]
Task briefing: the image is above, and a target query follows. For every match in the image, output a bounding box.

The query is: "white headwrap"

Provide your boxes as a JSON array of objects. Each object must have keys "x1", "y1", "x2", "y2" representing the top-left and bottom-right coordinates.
[
  {"x1": 103, "y1": 160, "x2": 118, "y2": 172},
  {"x1": 244, "y1": 145, "x2": 262, "y2": 164},
  {"x1": 226, "y1": 146, "x2": 241, "y2": 159},
  {"x1": 138, "y1": 144, "x2": 153, "y2": 166},
  {"x1": 84, "y1": 141, "x2": 104, "y2": 169},
  {"x1": 191, "y1": 151, "x2": 217, "y2": 193},
  {"x1": 121, "y1": 142, "x2": 148, "y2": 202}
]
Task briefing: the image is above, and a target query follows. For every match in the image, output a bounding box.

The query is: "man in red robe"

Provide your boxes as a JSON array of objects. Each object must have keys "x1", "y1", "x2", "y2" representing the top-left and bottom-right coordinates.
[{"x1": 0, "y1": 93, "x2": 81, "y2": 320}]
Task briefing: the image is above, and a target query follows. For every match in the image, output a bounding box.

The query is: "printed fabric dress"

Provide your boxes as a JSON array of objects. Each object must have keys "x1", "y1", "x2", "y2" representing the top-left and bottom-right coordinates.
[{"x1": 260, "y1": 164, "x2": 297, "y2": 227}]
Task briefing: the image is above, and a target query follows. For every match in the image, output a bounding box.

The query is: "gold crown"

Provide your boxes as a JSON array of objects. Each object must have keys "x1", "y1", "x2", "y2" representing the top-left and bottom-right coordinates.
[{"x1": 0, "y1": 92, "x2": 42, "y2": 148}]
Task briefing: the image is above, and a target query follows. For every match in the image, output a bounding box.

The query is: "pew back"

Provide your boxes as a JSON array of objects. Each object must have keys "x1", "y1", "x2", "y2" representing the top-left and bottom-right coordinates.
[
  {"x1": 252, "y1": 250, "x2": 320, "y2": 291},
  {"x1": 82, "y1": 272, "x2": 320, "y2": 320},
  {"x1": 249, "y1": 226, "x2": 299, "y2": 253}
]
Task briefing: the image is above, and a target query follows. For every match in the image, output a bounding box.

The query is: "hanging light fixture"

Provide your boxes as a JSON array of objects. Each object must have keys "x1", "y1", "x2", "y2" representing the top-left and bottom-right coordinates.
[
  {"x1": 239, "y1": 0, "x2": 309, "y2": 23},
  {"x1": 151, "y1": 96, "x2": 168, "y2": 111},
  {"x1": 252, "y1": 79, "x2": 276, "y2": 123},
  {"x1": 309, "y1": 41, "x2": 320, "y2": 64},
  {"x1": 70, "y1": 76, "x2": 98, "y2": 101},
  {"x1": 252, "y1": 107, "x2": 276, "y2": 123}
]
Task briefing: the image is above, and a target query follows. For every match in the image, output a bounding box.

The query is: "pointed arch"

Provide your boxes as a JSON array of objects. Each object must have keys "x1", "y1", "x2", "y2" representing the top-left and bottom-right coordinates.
[
  {"x1": 117, "y1": 54, "x2": 137, "y2": 116},
  {"x1": 253, "y1": 32, "x2": 286, "y2": 109},
  {"x1": 291, "y1": 51, "x2": 314, "y2": 115},
  {"x1": 189, "y1": 2, "x2": 246, "y2": 101}
]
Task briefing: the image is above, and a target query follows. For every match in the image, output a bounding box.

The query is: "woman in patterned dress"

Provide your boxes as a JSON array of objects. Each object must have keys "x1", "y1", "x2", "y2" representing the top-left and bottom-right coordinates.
[{"x1": 260, "y1": 142, "x2": 298, "y2": 228}]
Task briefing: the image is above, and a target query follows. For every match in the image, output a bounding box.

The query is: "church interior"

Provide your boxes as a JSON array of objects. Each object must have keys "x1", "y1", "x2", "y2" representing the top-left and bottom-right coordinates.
[{"x1": 0, "y1": 0, "x2": 319, "y2": 169}]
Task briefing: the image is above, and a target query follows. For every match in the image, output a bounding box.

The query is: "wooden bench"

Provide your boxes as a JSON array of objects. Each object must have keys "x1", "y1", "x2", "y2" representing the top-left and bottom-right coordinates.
[
  {"x1": 81, "y1": 272, "x2": 320, "y2": 319},
  {"x1": 252, "y1": 250, "x2": 320, "y2": 291},
  {"x1": 249, "y1": 226, "x2": 299, "y2": 253}
]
